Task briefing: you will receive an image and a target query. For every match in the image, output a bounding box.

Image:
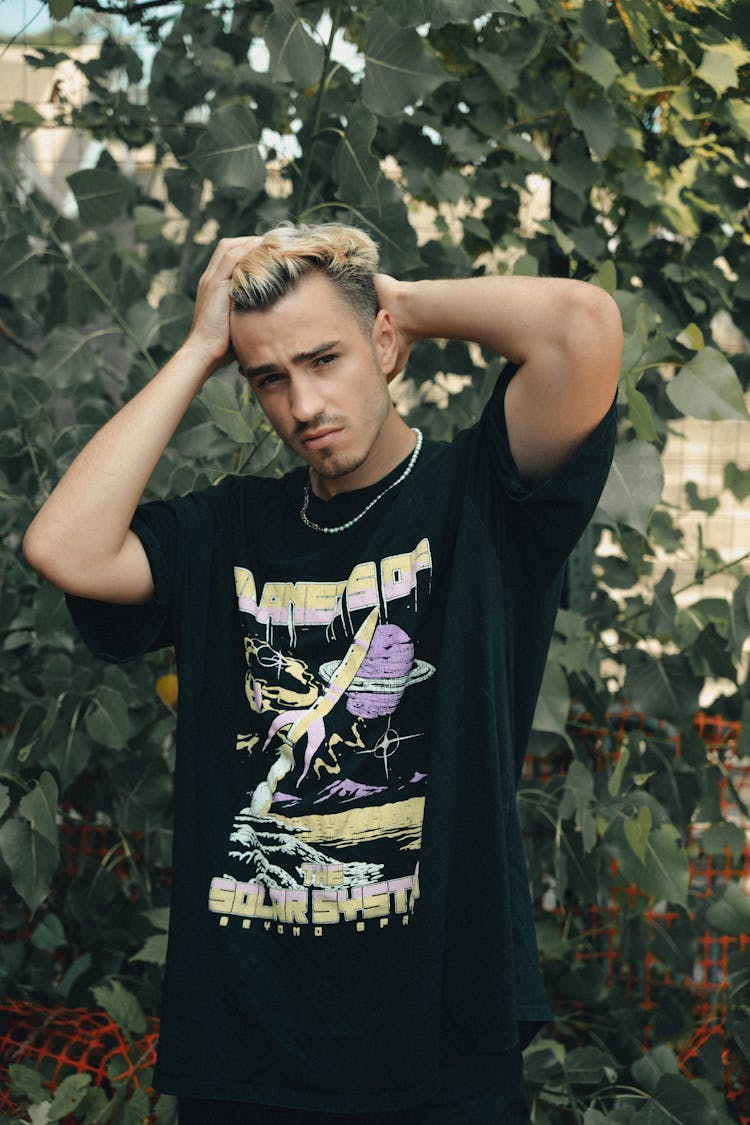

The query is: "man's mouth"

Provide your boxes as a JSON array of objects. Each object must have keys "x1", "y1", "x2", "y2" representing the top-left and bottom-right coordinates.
[{"x1": 299, "y1": 428, "x2": 343, "y2": 450}]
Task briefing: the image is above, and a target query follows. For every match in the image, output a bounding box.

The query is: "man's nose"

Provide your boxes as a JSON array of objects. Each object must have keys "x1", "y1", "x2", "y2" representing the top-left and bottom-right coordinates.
[{"x1": 289, "y1": 377, "x2": 326, "y2": 423}]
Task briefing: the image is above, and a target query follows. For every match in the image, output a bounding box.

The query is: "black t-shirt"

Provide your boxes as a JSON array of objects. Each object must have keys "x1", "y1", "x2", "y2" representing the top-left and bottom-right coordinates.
[{"x1": 67, "y1": 366, "x2": 617, "y2": 1113}]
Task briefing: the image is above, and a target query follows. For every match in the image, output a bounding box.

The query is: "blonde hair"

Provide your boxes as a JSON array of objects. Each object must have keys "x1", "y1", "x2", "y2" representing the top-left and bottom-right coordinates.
[{"x1": 230, "y1": 222, "x2": 380, "y2": 331}]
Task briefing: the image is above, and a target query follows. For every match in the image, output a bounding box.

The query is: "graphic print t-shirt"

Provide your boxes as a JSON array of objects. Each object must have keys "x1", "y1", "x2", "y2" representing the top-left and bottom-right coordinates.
[{"x1": 67, "y1": 367, "x2": 617, "y2": 1113}]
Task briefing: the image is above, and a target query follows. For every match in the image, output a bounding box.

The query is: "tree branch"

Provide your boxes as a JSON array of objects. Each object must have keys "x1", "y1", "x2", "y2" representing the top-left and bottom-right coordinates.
[{"x1": 0, "y1": 318, "x2": 38, "y2": 359}]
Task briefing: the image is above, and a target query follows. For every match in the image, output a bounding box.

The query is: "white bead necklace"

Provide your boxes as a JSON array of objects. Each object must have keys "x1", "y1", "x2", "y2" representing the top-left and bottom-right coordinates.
[{"x1": 299, "y1": 429, "x2": 423, "y2": 534}]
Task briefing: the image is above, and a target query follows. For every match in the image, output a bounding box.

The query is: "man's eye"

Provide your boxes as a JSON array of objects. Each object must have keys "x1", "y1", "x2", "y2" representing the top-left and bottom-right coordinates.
[
  {"x1": 315, "y1": 354, "x2": 337, "y2": 367},
  {"x1": 258, "y1": 373, "x2": 282, "y2": 388}
]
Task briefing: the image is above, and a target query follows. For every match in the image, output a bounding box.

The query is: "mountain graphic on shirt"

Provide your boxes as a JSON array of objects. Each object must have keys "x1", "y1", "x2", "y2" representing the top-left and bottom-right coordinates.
[
  {"x1": 228, "y1": 810, "x2": 383, "y2": 888},
  {"x1": 315, "y1": 778, "x2": 387, "y2": 804}
]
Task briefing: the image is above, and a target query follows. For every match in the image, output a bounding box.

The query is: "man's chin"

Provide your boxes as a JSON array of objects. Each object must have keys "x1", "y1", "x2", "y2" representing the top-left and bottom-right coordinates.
[{"x1": 309, "y1": 454, "x2": 367, "y2": 481}]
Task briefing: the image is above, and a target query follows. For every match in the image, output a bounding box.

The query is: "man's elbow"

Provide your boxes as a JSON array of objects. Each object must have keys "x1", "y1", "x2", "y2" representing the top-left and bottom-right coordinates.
[
  {"x1": 565, "y1": 283, "x2": 623, "y2": 387},
  {"x1": 23, "y1": 522, "x2": 61, "y2": 586}
]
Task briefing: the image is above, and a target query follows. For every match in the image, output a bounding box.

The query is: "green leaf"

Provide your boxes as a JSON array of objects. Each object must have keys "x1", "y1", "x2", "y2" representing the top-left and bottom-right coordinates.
[
  {"x1": 28, "y1": 1103, "x2": 52, "y2": 1125},
  {"x1": 186, "y1": 105, "x2": 265, "y2": 191},
  {"x1": 10, "y1": 1062, "x2": 48, "y2": 1103},
  {"x1": 560, "y1": 759, "x2": 592, "y2": 818},
  {"x1": 624, "y1": 381, "x2": 658, "y2": 443},
  {"x1": 134, "y1": 204, "x2": 168, "y2": 241},
  {"x1": 705, "y1": 881, "x2": 750, "y2": 936},
  {"x1": 130, "y1": 932, "x2": 168, "y2": 966},
  {"x1": 701, "y1": 822, "x2": 746, "y2": 862},
  {"x1": 0, "y1": 819, "x2": 59, "y2": 914},
  {"x1": 67, "y1": 169, "x2": 137, "y2": 227},
  {"x1": 49, "y1": 729, "x2": 94, "y2": 796},
  {"x1": 127, "y1": 294, "x2": 192, "y2": 355},
  {"x1": 385, "y1": 0, "x2": 517, "y2": 25},
  {"x1": 265, "y1": 0, "x2": 325, "y2": 88},
  {"x1": 591, "y1": 259, "x2": 616, "y2": 295},
  {"x1": 85, "y1": 684, "x2": 130, "y2": 750},
  {"x1": 631, "y1": 1046, "x2": 681, "y2": 1094},
  {"x1": 78, "y1": 1086, "x2": 108, "y2": 1120},
  {"x1": 609, "y1": 746, "x2": 630, "y2": 798},
  {"x1": 624, "y1": 804, "x2": 651, "y2": 864},
  {"x1": 34, "y1": 325, "x2": 99, "y2": 389},
  {"x1": 19, "y1": 771, "x2": 59, "y2": 849},
  {"x1": 92, "y1": 980, "x2": 147, "y2": 1039},
  {"x1": 676, "y1": 323, "x2": 704, "y2": 351},
  {"x1": 597, "y1": 440, "x2": 664, "y2": 535},
  {"x1": 696, "y1": 47, "x2": 739, "y2": 95},
  {"x1": 615, "y1": 0, "x2": 653, "y2": 58},
  {"x1": 143, "y1": 906, "x2": 170, "y2": 930},
  {"x1": 48, "y1": 1074, "x2": 91, "y2": 1122},
  {"x1": 565, "y1": 94, "x2": 618, "y2": 159},
  {"x1": 686, "y1": 623, "x2": 736, "y2": 681},
  {"x1": 649, "y1": 569, "x2": 677, "y2": 637},
  {"x1": 0, "y1": 233, "x2": 48, "y2": 299},
  {"x1": 724, "y1": 462, "x2": 750, "y2": 502},
  {"x1": 58, "y1": 952, "x2": 93, "y2": 1000},
  {"x1": 632, "y1": 1073, "x2": 719, "y2": 1124},
  {"x1": 119, "y1": 1087, "x2": 152, "y2": 1124},
  {"x1": 684, "y1": 482, "x2": 718, "y2": 515},
  {"x1": 617, "y1": 822, "x2": 689, "y2": 907},
  {"x1": 564, "y1": 1045, "x2": 617, "y2": 1086},
  {"x1": 49, "y1": 0, "x2": 75, "y2": 17},
  {"x1": 726, "y1": 98, "x2": 750, "y2": 141},
  {"x1": 332, "y1": 103, "x2": 382, "y2": 210},
  {"x1": 624, "y1": 652, "x2": 701, "y2": 726},
  {"x1": 31, "y1": 913, "x2": 67, "y2": 951},
  {"x1": 576, "y1": 44, "x2": 621, "y2": 90},
  {"x1": 363, "y1": 14, "x2": 450, "y2": 117},
  {"x1": 667, "y1": 349, "x2": 749, "y2": 422},
  {"x1": 155, "y1": 1094, "x2": 179, "y2": 1124},
  {"x1": 730, "y1": 578, "x2": 750, "y2": 661},
  {"x1": 532, "y1": 659, "x2": 571, "y2": 741},
  {"x1": 199, "y1": 378, "x2": 257, "y2": 444}
]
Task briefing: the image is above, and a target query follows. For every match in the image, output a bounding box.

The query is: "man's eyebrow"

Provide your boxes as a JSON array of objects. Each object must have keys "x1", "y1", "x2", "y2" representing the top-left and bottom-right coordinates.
[{"x1": 243, "y1": 340, "x2": 341, "y2": 380}]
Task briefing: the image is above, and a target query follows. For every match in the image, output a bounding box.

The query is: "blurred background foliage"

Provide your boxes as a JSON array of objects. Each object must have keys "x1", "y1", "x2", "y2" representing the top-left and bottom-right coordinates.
[{"x1": 1, "y1": 0, "x2": 750, "y2": 1120}]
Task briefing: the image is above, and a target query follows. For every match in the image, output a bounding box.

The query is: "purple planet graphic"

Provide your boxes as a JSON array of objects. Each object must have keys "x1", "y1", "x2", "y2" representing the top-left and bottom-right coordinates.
[{"x1": 318, "y1": 624, "x2": 434, "y2": 719}]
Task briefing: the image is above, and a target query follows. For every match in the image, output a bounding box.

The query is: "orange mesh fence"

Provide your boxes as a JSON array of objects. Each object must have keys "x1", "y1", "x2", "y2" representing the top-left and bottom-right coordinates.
[
  {"x1": 526, "y1": 711, "x2": 748, "y2": 994},
  {"x1": 59, "y1": 809, "x2": 131, "y2": 883},
  {"x1": 525, "y1": 709, "x2": 749, "y2": 1117},
  {"x1": 678, "y1": 1018, "x2": 750, "y2": 1124},
  {"x1": 0, "y1": 999, "x2": 159, "y2": 1119}
]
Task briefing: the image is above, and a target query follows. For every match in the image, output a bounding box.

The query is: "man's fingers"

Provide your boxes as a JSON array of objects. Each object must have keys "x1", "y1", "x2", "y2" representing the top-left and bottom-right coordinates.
[{"x1": 204, "y1": 236, "x2": 263, "y2": 282}]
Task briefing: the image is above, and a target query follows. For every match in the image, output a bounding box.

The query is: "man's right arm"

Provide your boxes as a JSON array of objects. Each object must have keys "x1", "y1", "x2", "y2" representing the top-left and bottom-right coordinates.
[{"x1": 23, "y1": 237, "x2": 258, "y2": 605}]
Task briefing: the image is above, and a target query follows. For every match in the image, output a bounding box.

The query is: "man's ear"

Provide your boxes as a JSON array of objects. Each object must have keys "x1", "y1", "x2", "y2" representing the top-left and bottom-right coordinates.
[{"x1": 371, "y1": 308, "x2": 400, "y2": 382}]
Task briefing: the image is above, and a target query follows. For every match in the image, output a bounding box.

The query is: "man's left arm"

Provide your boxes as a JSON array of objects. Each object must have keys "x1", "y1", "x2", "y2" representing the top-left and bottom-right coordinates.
[{"x1": 377, "y1": 274, "x2": 622, "y2": 484}]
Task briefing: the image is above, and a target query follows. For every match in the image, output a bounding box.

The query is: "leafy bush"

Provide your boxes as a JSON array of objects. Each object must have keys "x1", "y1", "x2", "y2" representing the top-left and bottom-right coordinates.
[{"x1": 1, "y1": 0, "x2": 749, "y2": 1120}]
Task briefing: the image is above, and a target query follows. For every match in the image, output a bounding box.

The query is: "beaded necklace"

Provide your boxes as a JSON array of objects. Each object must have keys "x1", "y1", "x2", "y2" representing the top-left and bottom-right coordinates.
[{"x1": 299, "y1": 429, "x2": 423, "y2": 534}]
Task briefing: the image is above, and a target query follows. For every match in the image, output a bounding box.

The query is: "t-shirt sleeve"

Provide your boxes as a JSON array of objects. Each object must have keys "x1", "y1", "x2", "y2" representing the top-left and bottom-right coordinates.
[
  {"x1": 64, "y1": 498, "x2": 185, "y2": 664},
  {"x1": 468, "y1": 361, "x2": 617, "y2": 585}
]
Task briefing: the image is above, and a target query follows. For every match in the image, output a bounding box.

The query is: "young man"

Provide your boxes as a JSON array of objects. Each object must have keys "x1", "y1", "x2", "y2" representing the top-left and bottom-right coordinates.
[{"x1": 24, "y1": 224, "x2": 622, "y2": 1123}]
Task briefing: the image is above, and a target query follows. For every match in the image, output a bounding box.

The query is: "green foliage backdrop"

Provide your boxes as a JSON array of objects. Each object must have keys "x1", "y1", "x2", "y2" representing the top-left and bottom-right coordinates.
[{"x1": 1, "y1": 0, "x2": 750, "y2": 1120}]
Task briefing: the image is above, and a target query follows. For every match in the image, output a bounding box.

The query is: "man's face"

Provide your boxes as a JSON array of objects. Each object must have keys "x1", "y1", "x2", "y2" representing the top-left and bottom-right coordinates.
[{"x1": 231, "y1": 272, "x2": 395, "y2": 496}]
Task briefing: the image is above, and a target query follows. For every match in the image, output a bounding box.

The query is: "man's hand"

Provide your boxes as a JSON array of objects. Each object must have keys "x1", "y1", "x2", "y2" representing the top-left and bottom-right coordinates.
[
  {"x1": 374, "y1": 273, "x2": 415, "y2": 377},
  {"x1": 188, "y1": 236, "x2": 262, "y2": 375}
]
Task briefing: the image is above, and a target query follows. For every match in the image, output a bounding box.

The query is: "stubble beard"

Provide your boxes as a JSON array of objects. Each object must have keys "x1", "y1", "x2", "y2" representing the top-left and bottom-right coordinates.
[{"x1": 291, "y1": 396, "x2": 391, "y2": 484}]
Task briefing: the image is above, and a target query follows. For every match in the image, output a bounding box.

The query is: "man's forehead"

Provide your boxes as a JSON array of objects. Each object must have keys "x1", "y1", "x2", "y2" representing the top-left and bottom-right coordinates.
[{"x1": 231, "y1": 276, "x2": 369, "y2": 368}]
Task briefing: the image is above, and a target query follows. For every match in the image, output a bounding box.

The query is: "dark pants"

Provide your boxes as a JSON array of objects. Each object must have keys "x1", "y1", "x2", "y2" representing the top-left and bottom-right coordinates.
[{"x1": 177, "y1": 1046, "x2": 530, "y2": 1124}]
